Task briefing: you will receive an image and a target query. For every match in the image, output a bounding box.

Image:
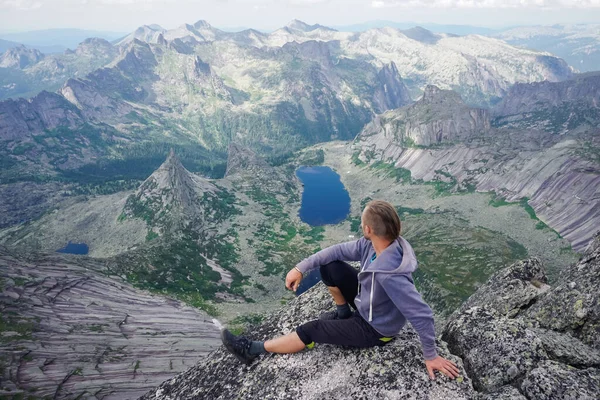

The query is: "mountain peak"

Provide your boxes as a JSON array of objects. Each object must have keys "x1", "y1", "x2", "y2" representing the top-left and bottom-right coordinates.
[
  {"x1": 401, "y1": 26, "x2": 441, "y2": 44},
  {"x1": 225, "y1": 143, "x2": 269, "y2": 177},
  {"x1": 193, "y1": 20, "x2": 212, "y2": 30},
  {"x1": 123, "y1": 151, "x2": 215, "y2": 228},
  {"x1": 0, "y1": 45, "x2": 44, "y2": 69},
  {"x1": 286, "y1": 19, "x2": 335, "y2": 32}
]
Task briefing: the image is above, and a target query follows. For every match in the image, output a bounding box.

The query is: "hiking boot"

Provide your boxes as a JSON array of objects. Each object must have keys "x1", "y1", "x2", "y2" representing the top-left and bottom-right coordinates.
[
  {"x1": 319, "y1": 310, "x2": 351, "y2": 320},
  {"x1": 220, "y1": 329, "x2": 258, "y2": 365}
]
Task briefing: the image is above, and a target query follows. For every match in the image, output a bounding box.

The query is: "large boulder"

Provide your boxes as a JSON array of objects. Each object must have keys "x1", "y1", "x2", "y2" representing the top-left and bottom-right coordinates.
[
  {"x1": 443, "y1": 233, "x2": 600, "y2": 398},
  {"x1": 443, "y1": 306, "x2": 548, "y2": 392},
  {"x1": 525, "y1": 234, "x2": 600, "y2": 349},
  {"x1": 520, "y1": 361, "x2": 600, "y2": 400},
  {"x1": 142, "y1": 283, "x2": 475, "y2": 400}
]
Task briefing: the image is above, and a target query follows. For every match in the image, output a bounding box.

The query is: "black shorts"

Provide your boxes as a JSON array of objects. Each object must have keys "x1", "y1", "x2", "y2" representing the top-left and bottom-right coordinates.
[
  {"x1": 295, "y1": 260, "x2": 394, "y2": 348},
  {"x1": 296, "y1": 312, "x2": 393, "y2": 348}
]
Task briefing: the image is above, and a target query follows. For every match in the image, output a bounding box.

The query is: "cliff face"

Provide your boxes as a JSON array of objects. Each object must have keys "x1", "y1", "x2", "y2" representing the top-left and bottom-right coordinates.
[
  {"x1": 492, "y1": 72, "x2": 600, "y2": 134},
  {"x1": 0, "y1": 91, "x2": 82, "y2": 141},
  {"x1": 442, "y1": 233, "x2": 600, "y2": 398},
  {"x1": 361, "y1": 85, "x2": 490, "y2": 147},
  {"x1": 0, "y1": 246, "x2": 221, "y2": 399},
  {"x1": 493, "y1": 72, "x2": 600, "y2": 117},
  {"x1": 142, "y1": 283, "x2": 475, "y2": 400},
  {"x1": 355, "y1": 82, "x2": 600, "y2": 252}
]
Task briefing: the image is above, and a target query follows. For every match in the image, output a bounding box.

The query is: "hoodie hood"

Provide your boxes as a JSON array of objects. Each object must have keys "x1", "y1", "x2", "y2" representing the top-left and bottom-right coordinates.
[{"x1": 360, "y1": 236, "x2": 418, "y2": 275}]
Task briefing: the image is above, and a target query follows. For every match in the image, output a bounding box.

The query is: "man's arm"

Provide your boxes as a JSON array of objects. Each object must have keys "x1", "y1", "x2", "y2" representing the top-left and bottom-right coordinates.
[
  {"x1": 295, "y1": 238, "x2": 366, "y2": 274},
  {"x1": 285, "y1": 239, "x2": 365, "y2": 292},
  {"x1": 379, "y1": 274, "x2": 437, "y2": 359},
  {"x1": 379, "y1": 274, "x2": 460, "y2": 379}
]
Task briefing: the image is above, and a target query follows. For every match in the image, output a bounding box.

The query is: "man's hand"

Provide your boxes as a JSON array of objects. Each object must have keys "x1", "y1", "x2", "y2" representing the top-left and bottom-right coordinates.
[
  {"x1": 425, "y1": 356, "x2": 460, "y2": 380},
  {"x1": 285, "y1": 267, "x2": 303, "y2": 292}
]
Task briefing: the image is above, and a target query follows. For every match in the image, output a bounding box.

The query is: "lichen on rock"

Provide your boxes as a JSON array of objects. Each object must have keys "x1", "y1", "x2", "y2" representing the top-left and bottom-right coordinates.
[
  {"x1": 142, "y1": 283, "x2": 475, "y2": 400},
  {"x1": 442, "y1": 232, "x2": 600, "y2": 398}
]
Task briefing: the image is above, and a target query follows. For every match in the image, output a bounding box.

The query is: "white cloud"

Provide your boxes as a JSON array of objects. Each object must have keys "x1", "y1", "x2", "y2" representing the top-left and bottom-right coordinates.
[
  {"x1": 372, "y1": 0, "x2": 600, "y2": 8},
  {"x1": 0, "y1": 0, "x2": 42, "y2": 10}
]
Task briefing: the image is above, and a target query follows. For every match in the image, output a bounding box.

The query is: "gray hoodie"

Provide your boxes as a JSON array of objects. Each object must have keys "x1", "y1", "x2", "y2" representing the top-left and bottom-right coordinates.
[{"x1": 296, "y1": 236, "x2": 437, "y2": 360}]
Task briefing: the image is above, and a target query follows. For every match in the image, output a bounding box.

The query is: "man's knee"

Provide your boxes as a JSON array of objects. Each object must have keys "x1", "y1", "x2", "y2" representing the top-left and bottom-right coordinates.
[
  {"x1": 320, "y1": 261, "x2": 347, "y2": 287},
  {"x1": 296, "y1": 320, "x2": 319, "y2": 346}
]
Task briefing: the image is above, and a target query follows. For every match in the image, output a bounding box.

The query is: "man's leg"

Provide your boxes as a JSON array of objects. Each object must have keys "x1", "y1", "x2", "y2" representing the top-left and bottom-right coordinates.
[
  {"x1": 319, "y1": 261, "x2": 359, "y2": 319},
  {"x1": 264, "y1": 331, "x2": 305, "y2": 354},
  {"x1": 296, "y1": 314, "x2": 387, "y2": 349},
  {"x1": 222, "y1": 315, "x2": 388, "y2": 364}
]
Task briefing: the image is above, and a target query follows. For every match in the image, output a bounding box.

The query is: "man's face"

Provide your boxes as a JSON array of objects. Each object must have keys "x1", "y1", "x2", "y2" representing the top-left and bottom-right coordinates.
[{"x1": 361, "y1": 209, "x2": 372, "y2": 241}]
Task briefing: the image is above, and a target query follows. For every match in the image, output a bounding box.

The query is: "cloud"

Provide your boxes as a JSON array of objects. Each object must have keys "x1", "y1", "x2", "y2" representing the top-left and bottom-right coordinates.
[
  {"x1": 371, "y1": 0, "x2": 600, "y2": 8},
  {"x1": 0, "y1": 0, "x2": 42, "y2": 9}
]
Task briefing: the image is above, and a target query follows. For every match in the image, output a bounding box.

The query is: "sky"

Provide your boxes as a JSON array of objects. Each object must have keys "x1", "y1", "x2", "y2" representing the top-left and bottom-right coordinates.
[{"x1": 1, "y1": 0, "x2": 599, "y2": 33}]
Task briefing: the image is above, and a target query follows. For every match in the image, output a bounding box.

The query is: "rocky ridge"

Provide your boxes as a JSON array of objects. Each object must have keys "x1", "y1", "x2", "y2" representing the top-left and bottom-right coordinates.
[
  {"x1": 141, "y1": 235, "x2": 600, "y2": 399},
  {"x1": 0, "y1": 246, "x2": 221, "y2": 399},
  {"x1": 142, "y1": 282, "x2": 475, "y2": 400},
  {"x1": 441, "y1": 233, "x2": 600, "y2": 398},
  {"x1": 360, "y1": 85, "x2": 490, "y2": 147},
  {"x1": 0, "y1": 45, "x2": 44, "y2": 69},
  {"x1": 355, "y1": 79, "x2": 600, "y2": 252}
]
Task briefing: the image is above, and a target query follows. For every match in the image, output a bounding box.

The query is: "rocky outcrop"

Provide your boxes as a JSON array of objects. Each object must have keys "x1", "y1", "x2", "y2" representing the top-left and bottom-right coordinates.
[
  {"x1": 355, "y1": 84, "x2": 599, "y2": 252},
  {"x1": 0, "y1": 91, "x2": 82, "y2": 141},
  {"x1": 224, "y1": 143, "x2": 271, "y2": 177},
  {"x1": 526, "y1": 233, "x2": 600, "y2": 349},
  {"x1": 361, "y1": 85, "x2": 490, "y2": 147},
  {"x1": 122, "y1": 150, "x2": 217, "y2": 230},
  {"x1": 372, "y1": 62, "x2": 412, "y2": 112},
  {"x1": 442, "y1": 233, "x2": 600, "y2": 398},
  {"x1": 0, "y1": 45, "x2": 44, "y2": 69},
  {"x1": 74, "y1": 38, "x2": 116, "y2": 58},
  {"x1": 142, "y1": 283, "x2": 475, "y2": 400},
  {"x1": 494, "y1": 72, "x2": 600, "y2": 117},
  {"x1": 59, "y1": 77, "x2": 134, "y2": 121},
  {"x1": 0, "y1": 246, "x2": 221, "y2": 399}
]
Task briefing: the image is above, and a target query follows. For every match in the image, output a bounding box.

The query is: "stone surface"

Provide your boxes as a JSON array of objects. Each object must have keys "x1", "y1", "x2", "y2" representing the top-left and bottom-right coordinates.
[
  {"x1": 443, "y1": 233, "x2": 600, "y2": 398},
  {"x1": 142, "y1": 283, "x2": 475, "y2": 400},
  {"x1": 526, "y1": 234, "x2": 600, "y2": 349},
  {"x1": 520, "y1": 360, "x2": 600, "y2": 400},
  {"x1": 455, "y1": 258, "x2": 549, "y2": 318},
  {"x1": 0, "y1": 246, "x2": 221, "y2": 399},
  {"x1": 477, "y1": 386, "x2": 527, "y2": 400},
  {"x1": 443, "y1": 306, "x2": 548, "y2": 392}
]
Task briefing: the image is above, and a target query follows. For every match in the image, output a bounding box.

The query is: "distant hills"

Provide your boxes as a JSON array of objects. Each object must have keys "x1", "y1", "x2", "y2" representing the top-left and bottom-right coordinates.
[{"x1": 0, "y1": 28, "x2": 125, "y2": 53}]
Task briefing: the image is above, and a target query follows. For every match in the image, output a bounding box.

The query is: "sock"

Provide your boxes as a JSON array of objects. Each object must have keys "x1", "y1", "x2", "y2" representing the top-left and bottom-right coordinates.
[
  {"x1": 336, "y1": 303, "x2": 352, "y2": 319},
  {"x1": 249, "y1": 341, "x2": 267, "y2": 355}
]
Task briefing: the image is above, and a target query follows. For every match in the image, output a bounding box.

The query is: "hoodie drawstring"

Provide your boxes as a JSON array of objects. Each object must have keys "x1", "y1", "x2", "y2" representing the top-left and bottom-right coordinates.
[{"x1": 369, "y1": 272, "x2": 375, "y2": 322}]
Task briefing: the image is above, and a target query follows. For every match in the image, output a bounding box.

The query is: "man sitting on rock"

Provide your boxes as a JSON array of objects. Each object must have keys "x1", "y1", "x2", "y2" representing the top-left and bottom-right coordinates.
[{"x1": 222, "y1": 200, "x2": 459, "y2": 380}]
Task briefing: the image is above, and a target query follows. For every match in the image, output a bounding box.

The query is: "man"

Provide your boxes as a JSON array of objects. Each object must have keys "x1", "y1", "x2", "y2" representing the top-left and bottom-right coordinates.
[{"x1": 222, "y1": 200, "x2": 459, "y2": 380}]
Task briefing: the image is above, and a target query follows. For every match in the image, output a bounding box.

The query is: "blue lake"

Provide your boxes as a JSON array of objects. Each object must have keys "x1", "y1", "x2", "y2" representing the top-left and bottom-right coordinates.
[
  {"x1": 296, "y1": 166, "x2": 351, "y2": 226},
  {"x1": 295, "y1": 166, "x2": 351, "y2": 295},
  {"x1": 57, "y1": 242, "x2": 89, "y2": 255}
]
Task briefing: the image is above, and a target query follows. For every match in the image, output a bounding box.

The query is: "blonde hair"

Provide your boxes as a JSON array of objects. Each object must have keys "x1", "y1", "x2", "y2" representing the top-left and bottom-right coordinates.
[{"x1": 362, "y1": 200, "x2": 402, "y2": 241}]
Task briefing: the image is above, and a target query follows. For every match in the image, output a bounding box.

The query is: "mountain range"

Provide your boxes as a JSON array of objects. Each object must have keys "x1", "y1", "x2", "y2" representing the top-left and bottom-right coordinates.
[{"x1": 0, "y1": 17, "x2": 599, "y2": 399}]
